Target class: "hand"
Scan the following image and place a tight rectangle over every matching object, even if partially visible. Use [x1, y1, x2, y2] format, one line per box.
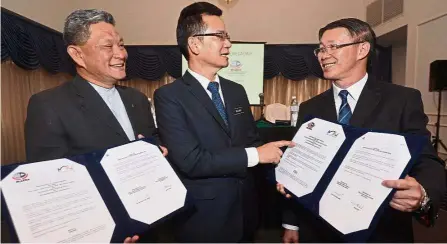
[159, 145, 168, 157]
[283, 229, 299, 243]
[257, 141, 295, 164]
[137, 134, 168, 157]
[276, 183, 292, 198]
[382, 175, 424, 212]
[124, 235, 139, 243]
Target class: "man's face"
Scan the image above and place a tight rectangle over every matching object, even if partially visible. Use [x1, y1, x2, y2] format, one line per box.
[78, 22, 127, 84]
[191, 15, 232, 69]
[317, 27, 363, 80]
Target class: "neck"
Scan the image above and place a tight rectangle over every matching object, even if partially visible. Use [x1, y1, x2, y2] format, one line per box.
[188, 59, 220, 81]
[333, 66, 367, 89]
[77, 68, 115, 88]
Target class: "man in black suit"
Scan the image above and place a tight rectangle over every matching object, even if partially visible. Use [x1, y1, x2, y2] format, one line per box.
[279, 18, 446, 243]
[154, 2, 293, 242]
[25, 9, 166, 163]
[24, 10, 166, 243]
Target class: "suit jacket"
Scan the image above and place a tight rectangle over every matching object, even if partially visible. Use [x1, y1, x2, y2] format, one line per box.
[283, 77, 446, 242]
[25, 75, 158, 162]
[154, 71, 262, 242]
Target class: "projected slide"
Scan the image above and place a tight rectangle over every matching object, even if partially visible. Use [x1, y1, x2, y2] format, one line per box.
[182, 43, 264, 104]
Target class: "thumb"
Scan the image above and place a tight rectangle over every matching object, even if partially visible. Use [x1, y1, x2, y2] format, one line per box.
[137, 134, 145, 139]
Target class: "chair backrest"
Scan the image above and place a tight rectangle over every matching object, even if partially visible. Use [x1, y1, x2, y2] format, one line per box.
[264, 103, 290, 123]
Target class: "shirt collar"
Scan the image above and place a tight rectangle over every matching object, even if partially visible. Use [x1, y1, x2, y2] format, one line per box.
[188, 69, 220, 90]
[332, 73, 368, 101]
[88, 82, 116, 97]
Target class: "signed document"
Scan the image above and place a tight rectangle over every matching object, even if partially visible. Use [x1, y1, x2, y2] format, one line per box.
[276, 118, 346, 197]
[100, 140, 187, 225]
[1, 159, 115, 243]
[319, 132, 411, 234]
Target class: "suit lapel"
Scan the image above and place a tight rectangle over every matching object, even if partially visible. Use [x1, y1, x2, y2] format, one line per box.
[183, 72, 231, 137]
[220, 77, 238, 135]
[117, 86, 138, 138]
[72, 76, 128, 141]
[350, 77, 382, 127]
[318, 89, 338, 122]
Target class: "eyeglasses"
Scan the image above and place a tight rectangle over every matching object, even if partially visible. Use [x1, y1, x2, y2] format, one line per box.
[314, 41, 365, 57]
[193, 32, 231, 42]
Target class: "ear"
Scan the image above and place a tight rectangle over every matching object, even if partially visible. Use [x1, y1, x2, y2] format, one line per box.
[187, 37, 201, 56]
[67, 45, 87, 68]
[357, 42, 371, 61]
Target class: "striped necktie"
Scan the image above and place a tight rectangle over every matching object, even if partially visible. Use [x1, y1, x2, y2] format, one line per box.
[338, 90, 352, 125]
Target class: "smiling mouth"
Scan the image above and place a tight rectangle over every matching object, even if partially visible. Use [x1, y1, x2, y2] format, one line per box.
[110, 63, 125, 68]
[322, 62, 336, 69]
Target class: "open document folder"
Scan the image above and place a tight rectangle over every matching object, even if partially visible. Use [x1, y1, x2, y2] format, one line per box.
[275, 117, 427, 242]
[1, 138, 187, 243]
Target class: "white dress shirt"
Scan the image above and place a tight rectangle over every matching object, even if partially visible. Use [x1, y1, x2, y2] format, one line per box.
[332, 73, 368, 117]
[282, 73, 369, 231]
[188, 69, 259, 167]
[89, 82, 135, 141]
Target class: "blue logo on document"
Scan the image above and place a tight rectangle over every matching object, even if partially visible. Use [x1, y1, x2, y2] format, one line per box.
[12, 172, 29, 183]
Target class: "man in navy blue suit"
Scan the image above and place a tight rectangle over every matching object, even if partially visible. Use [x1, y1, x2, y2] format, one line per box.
[154, 2, 294, 242]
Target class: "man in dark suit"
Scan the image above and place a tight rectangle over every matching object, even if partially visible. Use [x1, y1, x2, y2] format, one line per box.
[25, 9, 166, 163]
[279, 18, 446, 243]
[24, 9, 166, 243]
[154, 2, 294, 242]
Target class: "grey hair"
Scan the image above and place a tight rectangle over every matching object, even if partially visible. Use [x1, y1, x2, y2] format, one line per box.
[63, 9, 115, 46]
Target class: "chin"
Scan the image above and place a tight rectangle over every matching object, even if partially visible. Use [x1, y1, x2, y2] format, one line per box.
[323, 70, 339, 80]
[111, 71, 126, 80]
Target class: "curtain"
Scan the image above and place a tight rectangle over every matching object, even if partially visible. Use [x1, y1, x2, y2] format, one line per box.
[1, 60, 72, 165]
[250, 75, 331, 120]
[1, 61, 330, 165]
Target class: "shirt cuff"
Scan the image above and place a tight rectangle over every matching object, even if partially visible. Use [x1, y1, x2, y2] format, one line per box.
[246, 147, 259, 167]
[282, 224, 299, 231]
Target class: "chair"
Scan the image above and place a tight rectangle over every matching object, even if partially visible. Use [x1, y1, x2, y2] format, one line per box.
[264, 103, 290, 123]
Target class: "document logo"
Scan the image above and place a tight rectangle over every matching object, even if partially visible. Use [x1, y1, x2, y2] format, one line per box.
[58, 165, 74, 173]
[12, 172, 29, 183]
[306, 122, 315, 130]
[326, 130, 339, 138]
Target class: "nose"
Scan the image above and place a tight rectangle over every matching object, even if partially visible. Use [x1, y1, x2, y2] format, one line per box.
[319, 51, 330, 62]
[224, 38, 232, 48]
[113, 45, 128, 60]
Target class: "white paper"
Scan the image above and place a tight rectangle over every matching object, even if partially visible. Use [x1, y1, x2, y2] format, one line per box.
[1, 159, 115, 243]
[319, 132, 411, 234]
[100, 140, 187, 225]
[276, 118, 346, 197]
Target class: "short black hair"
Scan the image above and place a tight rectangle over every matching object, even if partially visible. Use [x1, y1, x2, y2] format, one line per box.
[318, 18, 376, 58]
[176, 2, 222, 60]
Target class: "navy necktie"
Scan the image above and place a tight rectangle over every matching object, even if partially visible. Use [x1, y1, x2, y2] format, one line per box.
[207, 82, 228, 126]
[338, 90, 352, 125]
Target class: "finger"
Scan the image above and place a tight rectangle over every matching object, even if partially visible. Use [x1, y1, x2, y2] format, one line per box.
[132, 235, 139, 242]
[382, 179, 412, 190]
[160, 146, 168, 156]
[286, 194, 292, 199]
[124, 237, 131, 243]
[273, 140, 294, 148]
[389, 200, 412, 212]
[137, 134, 145, 139]
[393, 198, 419, 210]
[392, 189, 421, 200]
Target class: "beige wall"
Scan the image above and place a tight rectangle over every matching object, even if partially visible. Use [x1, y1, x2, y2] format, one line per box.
[364, 0, 447, 156]
[391, 44, 407, 87]
[2, 0, 365, 44]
